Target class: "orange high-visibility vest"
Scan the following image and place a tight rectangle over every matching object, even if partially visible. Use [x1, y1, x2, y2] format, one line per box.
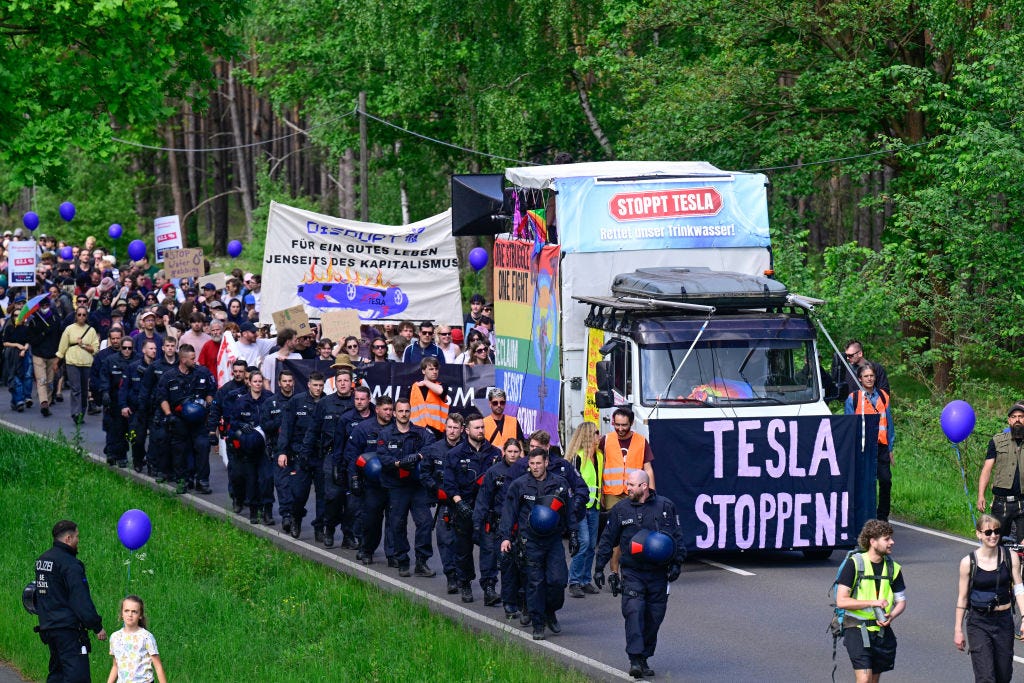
[602, 432, 647, 496]
[853, 389, 890, 446]
[410, 384, 448, 433]
[483, 414, 519, 445]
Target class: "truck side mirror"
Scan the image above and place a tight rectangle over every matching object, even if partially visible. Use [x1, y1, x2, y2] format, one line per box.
[595, 390, 614, 409]
[595, 360, 612, 392]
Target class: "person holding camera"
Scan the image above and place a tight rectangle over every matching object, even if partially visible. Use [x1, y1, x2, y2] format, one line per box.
[954, 514, 1024, 683]
[33, 520, 107, 682]
[595, 469, 684, 679]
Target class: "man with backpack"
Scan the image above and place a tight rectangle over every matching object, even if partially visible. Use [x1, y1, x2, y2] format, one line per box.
[834, 519, 907, 683]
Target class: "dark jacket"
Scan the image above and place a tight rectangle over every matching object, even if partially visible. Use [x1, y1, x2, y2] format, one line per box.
[299, 392, 355, 463]
[499, 471, 576, 541]
[595, 490, 686, 571]
[509, 453, 590, 519]
[34, 540, 103, 634]
[26, 308, 62, 359]
[443, 439, 501, 503]
[376, 422, 434, 488]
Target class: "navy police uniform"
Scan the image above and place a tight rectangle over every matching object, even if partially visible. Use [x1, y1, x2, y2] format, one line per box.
[225, 389, 273, 522]
[96, 350, 132, 466]
[377, 421, 434, 571]
[299, 391, 354, 546]
[141, 355, 176, 480]
[475, 456, 520, 610]
[420, 435, 463, 588]
[324, 406, 373, 548]
[345, 415, 394, 563]
[119, 356, 153, 472]
[443, 439, 501, 594]
[277, 391, 323, 538]
[260, 389, 294, 524]
[154, 363, 215, 491]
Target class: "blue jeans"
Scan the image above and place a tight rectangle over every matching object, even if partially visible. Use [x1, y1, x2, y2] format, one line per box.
[569, 507, 600, 586]
[8, 351, 33, 406]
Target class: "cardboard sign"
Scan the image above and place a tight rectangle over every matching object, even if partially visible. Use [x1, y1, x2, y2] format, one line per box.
[319, 309, 361, 344]
[198, 272, 227, 291]
[163, 248, 205, 280]
[272, 305, 310, 334]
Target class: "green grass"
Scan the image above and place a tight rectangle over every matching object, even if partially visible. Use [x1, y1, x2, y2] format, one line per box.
[0, 430, 587, 683]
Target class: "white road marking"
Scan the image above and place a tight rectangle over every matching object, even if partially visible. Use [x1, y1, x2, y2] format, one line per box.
[699, 558, 755, 576]
[891, 520, 975, 546]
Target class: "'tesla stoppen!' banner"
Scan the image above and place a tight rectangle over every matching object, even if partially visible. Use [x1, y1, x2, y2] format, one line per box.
[650, 415, 876, 552]
[261, 201, 462, 324]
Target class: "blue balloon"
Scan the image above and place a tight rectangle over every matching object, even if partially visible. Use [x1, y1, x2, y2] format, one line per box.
[941, 400, 976, 443]
[108, 223, 123, 239]
[529, 504, 560, 535]
[469, 247, 488, 271]
[59, 202, 75, 222]
[127, 239, 147, 261]
[227, 240, 243, 258]
[117, 509, 152, 551]
[22, 211, 39, 231]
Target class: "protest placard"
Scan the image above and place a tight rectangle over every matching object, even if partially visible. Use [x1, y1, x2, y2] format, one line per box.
[319, 310, 361, 343]
[272, 305, 310, 334]
[163, 248, 205, 280]
[198, 272, 227, 291]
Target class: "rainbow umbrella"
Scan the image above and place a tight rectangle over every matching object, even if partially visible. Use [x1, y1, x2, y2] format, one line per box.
[15, 293, 50, 326]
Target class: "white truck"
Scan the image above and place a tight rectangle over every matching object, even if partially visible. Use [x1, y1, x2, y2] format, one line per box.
[455, 161, 875, 556]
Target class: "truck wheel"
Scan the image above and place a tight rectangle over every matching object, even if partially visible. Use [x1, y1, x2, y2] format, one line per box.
[802, 549, 833, 561]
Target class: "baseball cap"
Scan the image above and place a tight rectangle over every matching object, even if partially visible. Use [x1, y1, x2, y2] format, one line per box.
[243, 294, 256, 305]
[139, 310, 157, 320]
[202, 283, 217, 291]
[239, 322, 258, 334]
[207, 299, 224, 310]
[1009, 402, 1024, 417]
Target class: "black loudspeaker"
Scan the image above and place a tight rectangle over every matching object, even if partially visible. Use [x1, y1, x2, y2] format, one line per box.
[451, 174, 510, 236]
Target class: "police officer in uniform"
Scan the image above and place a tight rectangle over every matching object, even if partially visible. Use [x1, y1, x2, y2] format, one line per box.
[97, 334, 135, 467]
[376, 397, 435, 576]
[346, 396, 395, 565]
[33, 520, 107, 682]
[475, 438, 524, 614]
[142, 337, 178, 482]
[276, 371, 326, 541]
[595, 469, 685, 678]
[225, 368, 273, 524]
[327, 386, 373, 549]
[155, 344, 215, 494]
[500, 448, 577, 640]
[444, 413, 501, 603]
[420, 413, 465, 594]
[261, 369, 296, 528]
[300, 367, 354, 548]
[209, 360, 249, 511]
[120, 338, 157, 473]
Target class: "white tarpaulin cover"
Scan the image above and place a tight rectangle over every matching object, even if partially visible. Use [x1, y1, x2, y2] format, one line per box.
[260, 201, 462, 325]
[505, 161, 733, 189]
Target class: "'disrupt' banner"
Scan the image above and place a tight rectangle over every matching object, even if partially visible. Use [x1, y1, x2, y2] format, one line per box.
[492, 238, 561, 444]
[261, 202, 462, 325]
[650, 415, 877, 553]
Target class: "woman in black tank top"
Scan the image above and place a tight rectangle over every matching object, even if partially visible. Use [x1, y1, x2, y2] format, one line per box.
[954, 514, 1024, 682]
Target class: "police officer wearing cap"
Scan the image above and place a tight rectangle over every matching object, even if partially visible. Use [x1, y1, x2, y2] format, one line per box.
[377, 397, 435, 577]
[224, 368, 273, 524]
[141, 337, 177, 482]
[276, 371, 326, 541]
[155, 344, 215, 494]
[500, 448, 576, 640]
[97, 333, 136, 467]
[120, 338, 157, 473]
[978, 401, 1024, 541]
[325, 385, 374, 549]
[33, 520, 107, 681]
[346, 395, 395, 565]
[444, 412, 501, 603]
[420, 412, 465, 594]
[300, 363, 354, 548]
[595, 469, 685, 678]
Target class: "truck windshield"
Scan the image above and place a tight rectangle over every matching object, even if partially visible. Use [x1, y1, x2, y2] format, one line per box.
[640, 339, 819, 406]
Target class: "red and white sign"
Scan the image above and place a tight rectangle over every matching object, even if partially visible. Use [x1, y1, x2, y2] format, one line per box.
[13, 258, 33, 266]
[153, 215, 183, 263]
[608, 187, 723, 221]
[8, 240, 36, 286]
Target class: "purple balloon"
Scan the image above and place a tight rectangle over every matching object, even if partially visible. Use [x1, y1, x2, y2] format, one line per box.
[108, 223, 123, 239]
[941, 400, 976, 443]
[116, 509, 152, 551]
[227, 240, 243, 258]
[468, 247, 488, 272]
[22, 211, 39, 231]
[127, 239, 147, 261]
[58, 202, 75, 222]
[59, 246, 73, 260]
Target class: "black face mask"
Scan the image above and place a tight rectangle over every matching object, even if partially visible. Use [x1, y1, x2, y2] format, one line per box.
[1012, 424, 1024, 441]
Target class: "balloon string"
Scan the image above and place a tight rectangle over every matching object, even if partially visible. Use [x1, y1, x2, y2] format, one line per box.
[125, 549, 133, 596]
[953, 443, 977, 527]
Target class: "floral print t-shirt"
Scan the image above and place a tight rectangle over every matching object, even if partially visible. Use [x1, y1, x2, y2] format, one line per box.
[109, 627, 160, 683]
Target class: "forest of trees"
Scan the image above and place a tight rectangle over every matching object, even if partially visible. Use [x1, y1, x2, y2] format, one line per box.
[3, 0, 1024, 393]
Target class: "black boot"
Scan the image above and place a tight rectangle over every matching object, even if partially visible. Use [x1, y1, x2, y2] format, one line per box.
[314, 527, 325, 545]
[414, 563, 436, 577]
[629, 658, 643, 679]
[483, 582, 500, 606]
[261, 508, 275, 526]
[249, 508, 260, 524]
[460, 582, 474, 603]
[640, 657, 655, 677]
[323, 528, 335, 548]
[446, 573, 459, 594]
[232, 499, 243, 514]
[281, 516, 292, 534]
[290, 518, 302, 539]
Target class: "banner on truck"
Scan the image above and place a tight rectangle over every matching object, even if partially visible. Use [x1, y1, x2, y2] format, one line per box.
[650, 415, 877, 553]
[261, 202, 462, 325]
[493, 238, 561, 444]
[554, 174, 770, 253]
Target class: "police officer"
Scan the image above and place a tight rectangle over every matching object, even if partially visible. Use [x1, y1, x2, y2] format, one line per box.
[261, 369, 296, 528]
[420, 413, 465, 594]
[210, 360, 250, 512]
[155, 344, 215, 494]
[346, 395, 395, 565]
[120, 338, 157, 473]
[300, 366, 354, 548]
[443, 413, 501, 603]
[276, 371, 326, 541]
[225, 368, 273, 524]
[475, 438, 524, 614]
[142, 337, 178, 483]
[377, 397, 435, 577]
[595, 469, 685, 678]
[97, 334, 135, 467]
[326, 386, 373, 550]
[500, 448, 577, 640]
[33, 520, 107, 681]
[88, 326, 122, 416]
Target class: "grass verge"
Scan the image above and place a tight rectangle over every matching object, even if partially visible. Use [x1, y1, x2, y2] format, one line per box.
[0, 429, 587, 682]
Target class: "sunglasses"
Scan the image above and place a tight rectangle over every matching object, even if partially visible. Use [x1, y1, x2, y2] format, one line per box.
[372, 344, 386, 350]
[475, 347, 489, 353]
[346, 343, 359, 348]
[490, 400, 505, 406]
[982, 528, 1002, 537]
[121, 345, 134, 350]
[438, 332, 451, 336]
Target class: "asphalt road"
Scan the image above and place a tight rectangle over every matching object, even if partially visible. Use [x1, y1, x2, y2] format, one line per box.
[3, 396, 1018, 681]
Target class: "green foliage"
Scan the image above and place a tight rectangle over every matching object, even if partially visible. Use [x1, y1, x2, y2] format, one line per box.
[0, 430, 586, 682]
